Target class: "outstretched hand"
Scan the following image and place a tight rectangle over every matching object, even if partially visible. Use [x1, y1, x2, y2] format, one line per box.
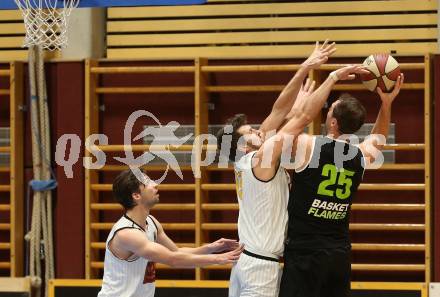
[208, 238, 240, 253]
[215, 244, 244, 265]
[302, 39, 337, 70]
[377, 73, 404, 106]
[331, 64, 369, 81]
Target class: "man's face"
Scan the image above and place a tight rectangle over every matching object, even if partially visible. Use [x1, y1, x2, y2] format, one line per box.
[237, 124, 264, 150]
[325, 100, 340, 132]
[137, 174, 159, 208]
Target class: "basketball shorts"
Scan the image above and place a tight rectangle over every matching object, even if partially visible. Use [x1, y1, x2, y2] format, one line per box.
[229, 250, 283, 297]
[278, 247, 351, 297]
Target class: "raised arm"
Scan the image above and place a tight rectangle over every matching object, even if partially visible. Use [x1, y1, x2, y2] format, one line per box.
[288, 65, 368, 124]
[253, 65, 369, 180]
[284, 78, 316, 121]
[370, 74, 404, 139]
[360, 73, 403, 160]
[115, 228, 243, 268]
[259, 40, 336, 134]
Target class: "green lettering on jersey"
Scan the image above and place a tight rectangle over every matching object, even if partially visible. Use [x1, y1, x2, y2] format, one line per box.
[317, 164, 355, 200]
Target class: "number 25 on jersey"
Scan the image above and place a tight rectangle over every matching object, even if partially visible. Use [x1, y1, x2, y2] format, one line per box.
[317, 164, 355, 200]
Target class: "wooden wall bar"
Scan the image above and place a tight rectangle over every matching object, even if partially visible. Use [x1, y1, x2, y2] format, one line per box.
[84, 56, 432, 282]
[107, 0, 438, 59]
[0, 0, 437, 60]
[0, 62, 24, 277]
[433, 54, 440, 282]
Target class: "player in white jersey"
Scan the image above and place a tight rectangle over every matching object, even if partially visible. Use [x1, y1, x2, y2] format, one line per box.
[216, 41, 369, 297]
[97, 169, 244, 297]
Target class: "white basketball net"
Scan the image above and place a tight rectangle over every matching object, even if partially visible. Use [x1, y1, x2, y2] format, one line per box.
[14, 0, 80, 50]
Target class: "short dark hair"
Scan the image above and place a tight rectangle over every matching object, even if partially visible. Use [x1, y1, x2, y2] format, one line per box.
[216, 114, 247, 162]
[112, 169, 146, 210]
[333, 94, 366, 134]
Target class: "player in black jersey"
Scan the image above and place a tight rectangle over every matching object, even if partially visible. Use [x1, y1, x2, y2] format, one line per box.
[278, 69, 404, 297]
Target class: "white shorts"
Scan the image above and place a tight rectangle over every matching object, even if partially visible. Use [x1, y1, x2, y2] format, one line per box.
[229, 252, 283, 297]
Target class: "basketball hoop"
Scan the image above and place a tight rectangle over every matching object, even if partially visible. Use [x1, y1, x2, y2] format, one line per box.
[14, 0, 80, 50]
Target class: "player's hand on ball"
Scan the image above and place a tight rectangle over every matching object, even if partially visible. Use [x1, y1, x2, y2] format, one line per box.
[377, 73, 404, 106]
[209, 238, 240, 253]
[215, 244, 244, 264]
[331, 65, 369, 81]
[302, 39, 337, 70]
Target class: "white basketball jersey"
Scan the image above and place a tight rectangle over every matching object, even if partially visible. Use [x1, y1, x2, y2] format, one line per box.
[234, 151, 290, 258]
[97, 215, 158, 297]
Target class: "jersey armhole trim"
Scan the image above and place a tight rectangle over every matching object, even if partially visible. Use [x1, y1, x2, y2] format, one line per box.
[251, 151, 281, 183]
[148, 215, 159, 231]
[107, 226, 142, 262]
[356, 144, 367, 179]
[295, 136, 316, 173]
[148, 215, 159, 242]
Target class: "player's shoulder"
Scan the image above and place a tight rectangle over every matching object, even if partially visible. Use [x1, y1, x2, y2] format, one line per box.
[113, 227, 145, 245]
[234, 151, 255, 170]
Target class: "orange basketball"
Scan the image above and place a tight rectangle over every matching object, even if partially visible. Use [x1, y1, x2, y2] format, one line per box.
[360, 54, 401, 92]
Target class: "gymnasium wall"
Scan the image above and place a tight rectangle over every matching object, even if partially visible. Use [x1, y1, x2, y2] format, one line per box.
[0, 0, 437, 284]
[84, 57, 429, 282]
[0, 62, 85, 278]
[0, 65, 11, 276]
[106, 0, 438, 59]
[0, 55, 435, 280]
[0, 0, 438, 60]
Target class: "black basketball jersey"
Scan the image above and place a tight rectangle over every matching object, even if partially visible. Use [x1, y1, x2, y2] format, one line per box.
[286, 136, 365, 249]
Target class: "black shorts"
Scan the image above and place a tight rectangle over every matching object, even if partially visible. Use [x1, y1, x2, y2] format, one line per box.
[279, 247, 351, 297]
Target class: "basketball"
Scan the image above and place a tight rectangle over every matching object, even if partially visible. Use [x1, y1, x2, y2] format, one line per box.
[360, 54, 401, 92]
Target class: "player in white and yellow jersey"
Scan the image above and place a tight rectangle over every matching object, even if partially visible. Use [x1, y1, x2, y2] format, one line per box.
[216, 41, 369, 297]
